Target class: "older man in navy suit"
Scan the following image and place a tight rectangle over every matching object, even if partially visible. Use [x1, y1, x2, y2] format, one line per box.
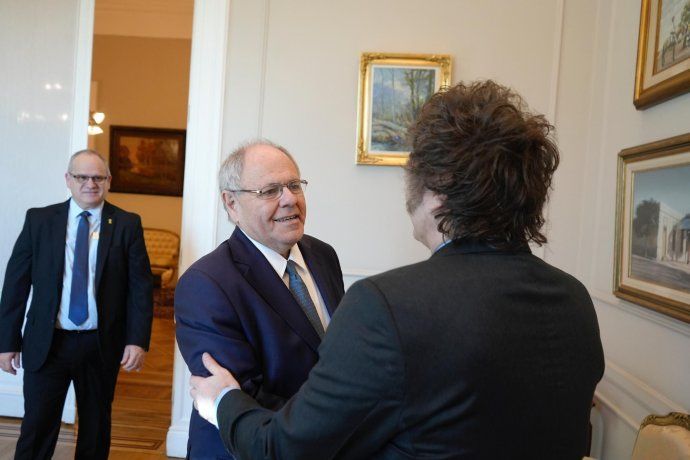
[174, 139, 344, 459]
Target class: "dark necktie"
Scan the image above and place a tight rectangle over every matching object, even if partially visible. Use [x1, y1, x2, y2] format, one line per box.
[285, 260, 324, 338]
[69, 211, 91, 326]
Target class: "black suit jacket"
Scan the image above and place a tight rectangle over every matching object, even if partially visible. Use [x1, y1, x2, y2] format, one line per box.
[217, 240, 605, 460]
[0, 200, 153, 371]
[175, 227, 344, 459]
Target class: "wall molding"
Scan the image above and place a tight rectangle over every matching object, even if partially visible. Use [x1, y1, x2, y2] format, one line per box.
[595, 358, 687, 432]
[590, 288, 690, 338]
[540, 0, 565, 262]
[69, 0, 94, 158]
[256, 0, 270, 136]
[168, 0, 230, 456]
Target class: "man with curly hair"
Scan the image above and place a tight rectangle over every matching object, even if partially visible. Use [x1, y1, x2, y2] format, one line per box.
[189, 80, 605, 460]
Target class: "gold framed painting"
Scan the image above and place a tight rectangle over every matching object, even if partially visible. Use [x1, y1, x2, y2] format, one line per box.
[356, 52, 451, 166]
[634, 0, 690, 109]
[109, 125, 186, 196]
[614, 133, 690, 323]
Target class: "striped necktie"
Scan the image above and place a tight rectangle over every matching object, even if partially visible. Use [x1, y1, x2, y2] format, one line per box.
[285, 260, 324, 338]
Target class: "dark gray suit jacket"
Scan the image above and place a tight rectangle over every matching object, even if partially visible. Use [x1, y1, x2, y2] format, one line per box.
[217, 240, 605, 460]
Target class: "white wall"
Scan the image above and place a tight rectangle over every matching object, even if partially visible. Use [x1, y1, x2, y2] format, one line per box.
[550, 1, 690, 459]
[218, 0, 562, 274]
[0, 0, 91, 423]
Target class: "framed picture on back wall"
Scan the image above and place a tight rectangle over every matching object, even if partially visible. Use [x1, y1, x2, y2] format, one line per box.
[109, 125, 186, 196]
[355, 52, 451, 166]
[634, 0, 690, 109]
[613, 133, 690, 323]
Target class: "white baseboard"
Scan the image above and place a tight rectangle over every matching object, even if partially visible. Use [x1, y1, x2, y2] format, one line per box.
[0, 382, 76, 424]
[0, 384, 24, 418]
[166, 421, 189, 458]
[595, 358, 686, 431]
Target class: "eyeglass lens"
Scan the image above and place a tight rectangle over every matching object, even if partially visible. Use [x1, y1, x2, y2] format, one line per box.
[71, 174, 108, 184]
[259, 180, 305, 199]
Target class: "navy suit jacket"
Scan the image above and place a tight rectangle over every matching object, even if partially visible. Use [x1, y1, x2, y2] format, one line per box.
[175, 227, 344, 459]
[0, 200, 153, 370]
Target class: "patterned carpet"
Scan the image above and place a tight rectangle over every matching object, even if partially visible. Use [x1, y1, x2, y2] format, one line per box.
[153, 287, 174, 319]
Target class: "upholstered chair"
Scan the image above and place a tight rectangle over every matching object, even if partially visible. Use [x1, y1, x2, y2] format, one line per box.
[143, 228, 180, 288]
[631, 412, 690, 460]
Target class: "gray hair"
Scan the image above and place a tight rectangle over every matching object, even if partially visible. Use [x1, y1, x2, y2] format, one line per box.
[67, 149, 111, 176]
[218, 138, 299, 193]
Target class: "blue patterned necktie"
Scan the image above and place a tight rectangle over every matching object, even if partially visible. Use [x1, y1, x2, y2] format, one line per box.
[285, 260, 324, 338]
[69, 211, 91, 326]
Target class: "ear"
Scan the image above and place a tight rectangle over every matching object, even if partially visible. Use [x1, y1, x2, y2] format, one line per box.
[427, 191, 446, 214]
[65, 172, 71, 186]
[221, 190, 239, 221]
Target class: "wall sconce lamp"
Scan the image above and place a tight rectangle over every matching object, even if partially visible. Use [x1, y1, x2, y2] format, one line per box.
[88, 111, 105, 135]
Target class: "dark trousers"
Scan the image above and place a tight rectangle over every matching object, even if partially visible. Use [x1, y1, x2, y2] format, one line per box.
[14, 329, 120, 460]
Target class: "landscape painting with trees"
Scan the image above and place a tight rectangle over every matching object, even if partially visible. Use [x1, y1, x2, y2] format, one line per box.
[356, 53, 451, 166]
[109, 126, 186, 196]
[370, 66, 436, 152]
[655, 0, 690, 72]
[634, 0, 690, 108]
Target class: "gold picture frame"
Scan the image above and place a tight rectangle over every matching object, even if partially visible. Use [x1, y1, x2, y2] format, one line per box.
[110, 125, 186, 196]
[356, 52, 451, 166]
[634, 0, 690, 109]
[613, 133, 690, 323]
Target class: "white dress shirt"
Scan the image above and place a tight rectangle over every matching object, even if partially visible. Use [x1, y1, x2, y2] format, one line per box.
[240, 229, 331, 329]
[56, 199, 103, 330]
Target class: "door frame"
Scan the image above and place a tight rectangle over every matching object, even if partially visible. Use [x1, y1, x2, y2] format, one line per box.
[72, 0, 229, 455]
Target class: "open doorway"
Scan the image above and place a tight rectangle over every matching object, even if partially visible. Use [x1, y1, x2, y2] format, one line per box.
[0, 0, 227, 457]
[88, 1, 193, 457]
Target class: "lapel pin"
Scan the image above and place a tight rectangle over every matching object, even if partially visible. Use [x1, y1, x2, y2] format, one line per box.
[108, 218, 112, 225]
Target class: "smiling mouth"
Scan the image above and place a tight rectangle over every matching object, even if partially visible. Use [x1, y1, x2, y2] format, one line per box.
[274, 215, 299, 223]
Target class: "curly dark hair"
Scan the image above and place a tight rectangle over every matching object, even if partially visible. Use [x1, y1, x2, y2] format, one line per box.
[406, 80, 559, 249]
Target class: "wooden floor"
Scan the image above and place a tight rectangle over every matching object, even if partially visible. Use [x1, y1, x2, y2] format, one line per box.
[0, 317, 177, 459]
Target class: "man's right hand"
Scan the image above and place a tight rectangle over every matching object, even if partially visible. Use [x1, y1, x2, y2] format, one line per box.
[0, 352, 21, 375]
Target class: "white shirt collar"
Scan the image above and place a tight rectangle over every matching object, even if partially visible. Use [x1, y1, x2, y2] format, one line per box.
[240, 228, 306, 277]
[69, 198, 104, 221]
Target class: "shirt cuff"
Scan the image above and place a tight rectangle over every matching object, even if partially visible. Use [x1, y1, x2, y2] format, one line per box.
[213, 386, 237, 428]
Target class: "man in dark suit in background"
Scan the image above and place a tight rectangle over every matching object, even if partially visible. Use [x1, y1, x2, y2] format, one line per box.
[175, 140, 344, 459]
[190, 81, 605, 460]
[0, 149, 153, 459]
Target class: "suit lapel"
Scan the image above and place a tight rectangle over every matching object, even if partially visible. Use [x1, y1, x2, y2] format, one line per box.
[228, 228, 321, 353]
[50, 200, 70, 285]
[299, 239, 338, 316]
[95, 202, 115, 291]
